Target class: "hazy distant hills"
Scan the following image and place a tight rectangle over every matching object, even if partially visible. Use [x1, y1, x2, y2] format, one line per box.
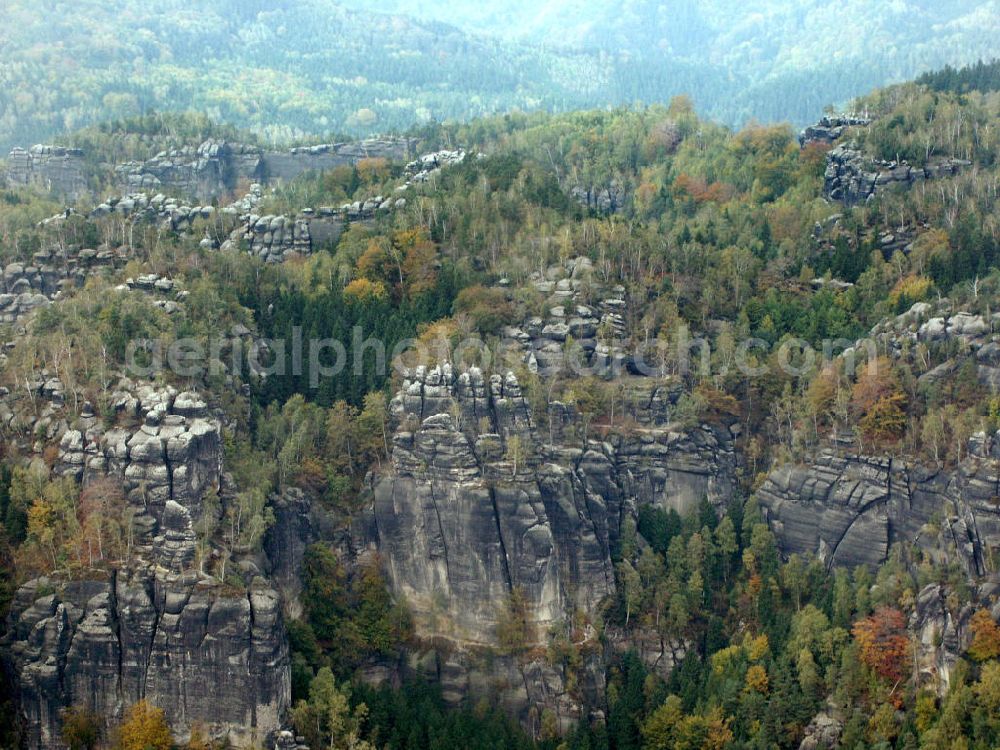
[354, 0, 999, 59]
[0, 0, 998, 151]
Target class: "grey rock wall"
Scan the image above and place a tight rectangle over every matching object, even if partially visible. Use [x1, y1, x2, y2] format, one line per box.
[5, 146, 88, 201]
[113, 138, 416, 203]
[823, 143, 970, 205]
[4, 383, 290, 749]
[758, 441, 1000, 574]
[4, 570, 289, 749]
[373, 362, 739, 643]
[369, 362, 738, 722]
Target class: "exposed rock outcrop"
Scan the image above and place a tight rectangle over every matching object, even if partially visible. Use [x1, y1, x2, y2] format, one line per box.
[758, 439, 1000, 573]
[56, 384, 222, 532]
[909, 583, 979, 694]
[4, 382, 290, 749]
[5, 146, 88, 201]
[798, 708, 844, 750]
[115, 138, 416, 203]
[373, 364, 616, 646]
[0, 246, 125, 324]
[571, 183, 627, 213]
[262, 138, 416, 184]
[367, 362, 737, 724]
[229, 211, 344, 262]
[116, 140, 261, 204]
[823, 142, 970, 205]
[799, 115, 870, 146]
[4, 571, 289, 749]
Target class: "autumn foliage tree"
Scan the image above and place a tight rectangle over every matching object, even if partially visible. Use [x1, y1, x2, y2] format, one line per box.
[61, 706, 100, 750]
[853, 606, 910, 685]
[113, 700, 172, 750]
[496, 587, 533, 654]
[851, 357, 908, 447]
[968, 608, 1000, 662]
[355, 228, 438, 300]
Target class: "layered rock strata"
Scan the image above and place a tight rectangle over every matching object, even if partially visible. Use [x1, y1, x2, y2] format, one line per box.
[367, 362, 738, 725]
[4, 384, 290, 749]
[758, 440, 1000, 574]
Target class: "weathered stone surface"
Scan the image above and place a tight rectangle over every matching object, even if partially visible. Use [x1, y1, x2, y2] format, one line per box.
[264, 138, 416, 184]
[115, 138, 415, 203]
[4, 572, 289, 749]
[5, 145, 87, 200]
[759, 438, 1000, 573]
[798, 708, 844, 750]
[264, 488, 313, 618]
[0, 245, 127, 324]
[799, 114, 871, 146]
[910, 583, 977, 695]
[571, 183, 627, 213]
[822, 141, 970, 205]
[368, 361, 737, 721]
[229, 212, 343, 262]
[54, 383, 223, 534]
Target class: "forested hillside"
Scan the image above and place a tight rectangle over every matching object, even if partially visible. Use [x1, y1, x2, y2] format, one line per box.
[2, 67, 1000, 750]
[1, 0, 999, 150]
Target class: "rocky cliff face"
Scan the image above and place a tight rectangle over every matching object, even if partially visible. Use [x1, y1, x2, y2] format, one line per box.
[758, 439, 1000, 575]
[5, 564, 289, 748]
[115, 140, 261, 204]
[761, 299, 1000, 573]
[55, 385, 223, 531]
[373, 364, 616, 646]
[570, 183, 627, 214]
[799, 114, 871, 146]
[797, 116, 972, 206]
[366, 362, 737, 724]
[6, 138, 416, 204]
[822, 142, 970, 205]
[5, 146, 88, 201]
[3, 384, 291, 749]
[0, 245, 127, 324]
[112, 138, 415, 203]
[262, 139, 416, 183]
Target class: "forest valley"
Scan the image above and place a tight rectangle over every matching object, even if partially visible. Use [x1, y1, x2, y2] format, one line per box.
[1, 60, 1000, 750]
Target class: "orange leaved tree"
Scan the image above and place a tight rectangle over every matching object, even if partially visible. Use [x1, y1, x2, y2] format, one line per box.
[852, 606, 910, 685]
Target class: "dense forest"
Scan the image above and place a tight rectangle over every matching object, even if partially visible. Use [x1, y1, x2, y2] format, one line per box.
[917, 59, 1000, 94]
[2, 58, 1000, 750]
[2, 1, 1000, 150]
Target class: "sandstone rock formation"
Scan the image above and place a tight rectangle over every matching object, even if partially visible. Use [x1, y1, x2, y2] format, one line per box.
[0, 246, 125, 324]
[5, 146, 88, 201]
[796, 115, 972, 205]
[798, 708, 844, 750]
[758, 440, 1000, 574]
[799, 114, 870, 146]
[114, 138, 416, 203]
[116, 140, 261, 204]
[56, 384, 222, 531]
[367, 361, 737, 724]
[4, 571, 289, 749]
[4, 383, 290, 749]
[262, 138, 416, 184]
[571, 183, 627, 213]
[374, 364, 616, 645]
[230, 211, 344, 262]
[823, 142, 970, 205]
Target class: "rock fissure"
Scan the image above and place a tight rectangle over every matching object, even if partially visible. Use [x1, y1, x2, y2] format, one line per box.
[109, 569, 125, 703]
[487, 482, 515, 593]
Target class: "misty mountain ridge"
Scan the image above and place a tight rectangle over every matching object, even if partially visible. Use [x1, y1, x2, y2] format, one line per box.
[0, 1, 998, 156]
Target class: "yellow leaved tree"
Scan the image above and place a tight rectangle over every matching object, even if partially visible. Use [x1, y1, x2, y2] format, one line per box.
[114, 700, 172, 750]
